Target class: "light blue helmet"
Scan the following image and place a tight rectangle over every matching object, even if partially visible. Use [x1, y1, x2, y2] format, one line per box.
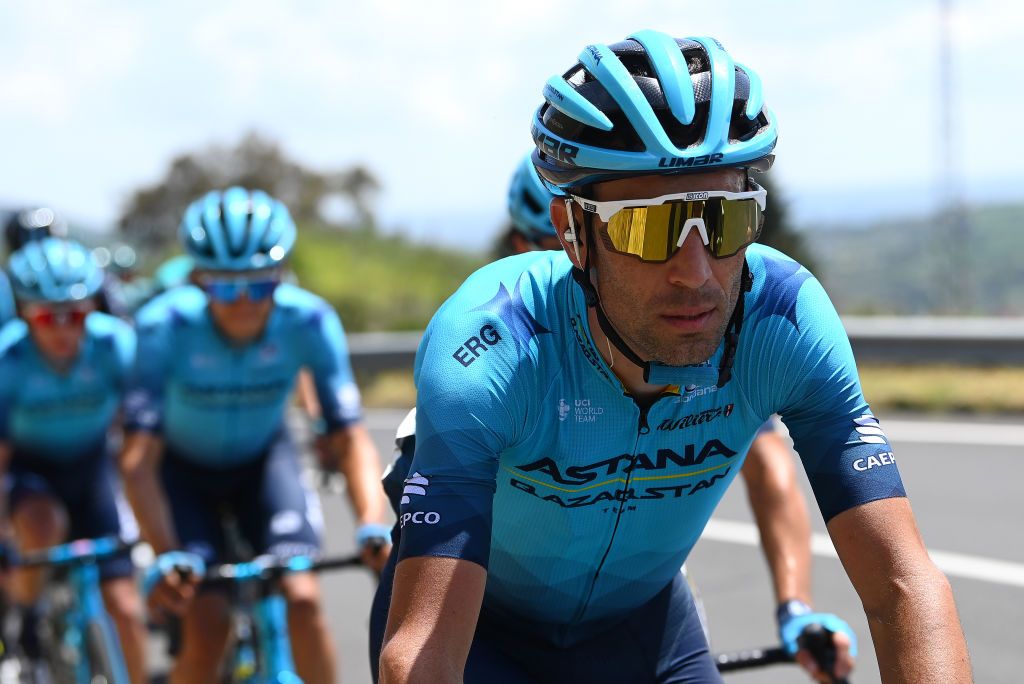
[531, 31, 777, 189]
[179, 187, 296, 271]
[7, 237, 104, 303]
[507, 154, 561, 242]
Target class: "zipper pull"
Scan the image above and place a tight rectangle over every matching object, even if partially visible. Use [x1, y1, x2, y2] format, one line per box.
[638, 405, 651, 435]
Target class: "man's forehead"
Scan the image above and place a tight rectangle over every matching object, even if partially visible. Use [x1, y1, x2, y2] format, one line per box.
[592, 168, 747, 200]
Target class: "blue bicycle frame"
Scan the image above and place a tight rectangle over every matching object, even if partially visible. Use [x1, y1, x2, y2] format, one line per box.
[14, 535, 132, 684]
[202, 554, 361, 684]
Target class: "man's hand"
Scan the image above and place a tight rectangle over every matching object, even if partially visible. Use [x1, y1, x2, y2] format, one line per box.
[778, 600, 857, 682]
[356, 522, 392, 573]
[142, 551, 205, 620]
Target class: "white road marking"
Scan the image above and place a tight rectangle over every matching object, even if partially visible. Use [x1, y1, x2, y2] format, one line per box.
[704, 519, 1024, 588]
[882, 419, 1024, 447]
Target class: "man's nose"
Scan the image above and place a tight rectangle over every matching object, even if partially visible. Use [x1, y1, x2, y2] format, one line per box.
[665, 228, 713, 289]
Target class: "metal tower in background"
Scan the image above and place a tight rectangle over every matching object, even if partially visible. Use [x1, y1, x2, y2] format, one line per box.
[936, 0, 972, 313]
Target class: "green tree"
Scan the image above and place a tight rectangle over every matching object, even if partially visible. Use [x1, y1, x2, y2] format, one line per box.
[756, 172, 818, 273]
[118, 132, 381, 253]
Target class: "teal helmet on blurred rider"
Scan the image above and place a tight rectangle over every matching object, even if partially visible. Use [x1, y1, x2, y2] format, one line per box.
[179, 187, 296, 271]
[7, 238, 104, 303]
[531, 31, 777, 190]
[507, 154, 561, 244]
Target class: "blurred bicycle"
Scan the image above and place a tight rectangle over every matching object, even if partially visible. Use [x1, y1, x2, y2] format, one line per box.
[1, 535, 134, 684]
[150, 551, 375, 684]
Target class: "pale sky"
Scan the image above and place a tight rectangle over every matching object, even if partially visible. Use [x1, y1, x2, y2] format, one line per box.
[1, 0, 1021, 249]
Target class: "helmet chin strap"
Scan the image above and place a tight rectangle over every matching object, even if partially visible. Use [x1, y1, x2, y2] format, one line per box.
[566, 208, 751, 389]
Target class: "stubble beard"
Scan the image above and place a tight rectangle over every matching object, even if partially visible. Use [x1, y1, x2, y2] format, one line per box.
[597, 262, 744, 367]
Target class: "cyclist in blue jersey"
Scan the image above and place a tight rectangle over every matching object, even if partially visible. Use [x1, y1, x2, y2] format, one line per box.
[0, 238, 148, 683]
[377, 33, 971, 683]
[374, 160, 856, 681]
[121, 187, 390, 684]
[0, 269, 12, 327]
[453, 151, 857, 676]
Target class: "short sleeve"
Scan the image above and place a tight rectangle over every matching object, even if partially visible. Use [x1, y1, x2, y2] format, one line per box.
[123, 309, 171, 433]
[396, 291, 529, 570]
[301, 306, 363, 431]
[742, 252, 906, 522]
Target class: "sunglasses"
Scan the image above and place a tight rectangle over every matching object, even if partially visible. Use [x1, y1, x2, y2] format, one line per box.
[24, 305, 91, 328]
[569, 182, 766, 263]
[199, 277, 280, 303]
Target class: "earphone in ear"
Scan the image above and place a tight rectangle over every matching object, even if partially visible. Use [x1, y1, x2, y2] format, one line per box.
[563, 197, 584, 264]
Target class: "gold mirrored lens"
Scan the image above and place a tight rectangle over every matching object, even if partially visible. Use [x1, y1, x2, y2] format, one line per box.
[604, 199, 760, 261]
[606, 204, 679, 262]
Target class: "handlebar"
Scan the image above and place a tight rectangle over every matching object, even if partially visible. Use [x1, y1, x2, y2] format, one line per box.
[715, 645, 790, 671]
[179, 553, 365, 588]
[715, 624, 849, 683]
[1, 535, 136, 569]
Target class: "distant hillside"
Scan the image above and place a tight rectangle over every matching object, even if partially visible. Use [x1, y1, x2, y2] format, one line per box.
[804, 202, 1024, 315]
[290, 225, 486, 332]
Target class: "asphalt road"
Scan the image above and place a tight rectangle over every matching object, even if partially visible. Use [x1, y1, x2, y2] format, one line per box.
[175, 409, 1024, 683]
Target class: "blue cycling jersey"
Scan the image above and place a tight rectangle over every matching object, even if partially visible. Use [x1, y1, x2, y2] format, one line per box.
[0, 313, 135, 459]
[0, 272, 14, 327]
[125, 283, 362, 466]
[398, 244, 906, 642]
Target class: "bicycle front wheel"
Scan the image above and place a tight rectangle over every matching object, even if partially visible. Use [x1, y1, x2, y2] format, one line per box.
[84, 621, 121, 684]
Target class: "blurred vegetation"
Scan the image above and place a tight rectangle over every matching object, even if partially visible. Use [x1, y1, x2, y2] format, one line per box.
[757, 171, 817, 272]
[859, 364, 1024, 415]
[114, 131, 486, 331]
[118, 131, 380, 253]
[809, 201, 1024, 315]
[290, 224, 485, 332]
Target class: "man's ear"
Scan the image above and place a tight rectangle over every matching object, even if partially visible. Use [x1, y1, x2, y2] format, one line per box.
[551, 198, 585, 269]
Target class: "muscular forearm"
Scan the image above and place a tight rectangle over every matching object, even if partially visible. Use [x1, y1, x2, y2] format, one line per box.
[379, 641, 463, 684]
[124, 472, 178, 553]
[330, 425, 386, 524]
[866, 567, 972, 682]
[742, 436, 812, 604]
[119, 435, 178, 553]
[380, 557, 485, 684]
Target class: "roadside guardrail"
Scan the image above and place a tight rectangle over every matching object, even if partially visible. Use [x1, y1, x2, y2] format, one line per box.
[347, 317, 1024, 373]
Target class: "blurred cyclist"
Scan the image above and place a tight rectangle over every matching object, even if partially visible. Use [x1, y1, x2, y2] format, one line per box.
[1, 208, 69, 327]
[496, 156, 564, 256]
[121, 187, 390, 684]
[378, 32, 970, 683]
[511, 151, 852, 667]
[0, 238, 147, 683]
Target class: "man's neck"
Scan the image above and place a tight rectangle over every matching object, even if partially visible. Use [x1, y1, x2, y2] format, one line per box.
[586, 306, 670, 403]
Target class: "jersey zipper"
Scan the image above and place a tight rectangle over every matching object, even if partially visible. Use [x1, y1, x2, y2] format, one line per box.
[570, 400, 652, 624]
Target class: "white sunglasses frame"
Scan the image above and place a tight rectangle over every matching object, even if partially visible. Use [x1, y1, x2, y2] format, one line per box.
[569, 181, 767, 223]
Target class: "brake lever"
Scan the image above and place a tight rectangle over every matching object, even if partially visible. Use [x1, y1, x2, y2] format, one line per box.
[797, 623, 850, 684]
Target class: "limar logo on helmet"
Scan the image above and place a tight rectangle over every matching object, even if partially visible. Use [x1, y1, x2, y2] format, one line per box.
[531, 125, 579, 165]
[658, 153, 724, 169]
